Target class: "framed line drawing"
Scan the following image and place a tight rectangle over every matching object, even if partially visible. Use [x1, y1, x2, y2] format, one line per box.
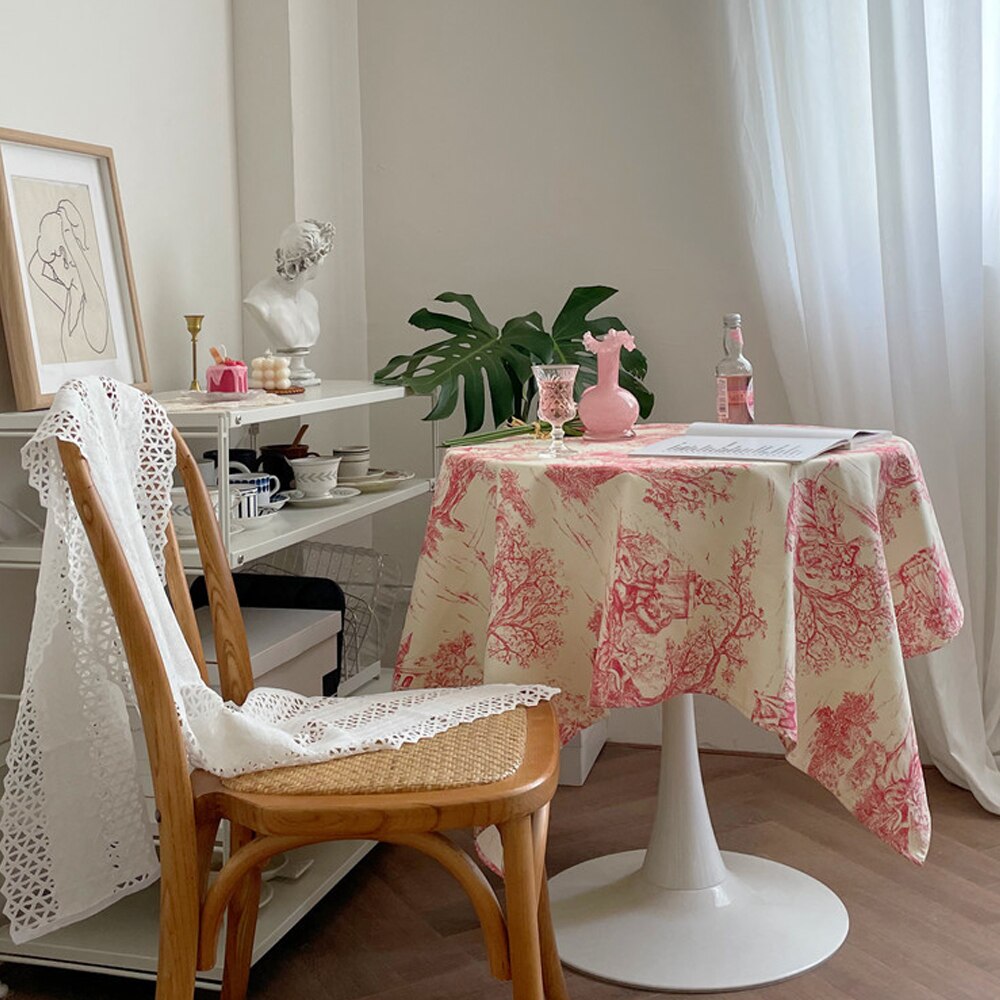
[0, 128, 149, 410]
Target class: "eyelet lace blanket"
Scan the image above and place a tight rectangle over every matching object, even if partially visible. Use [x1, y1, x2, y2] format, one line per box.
[0, 377, 557, 944]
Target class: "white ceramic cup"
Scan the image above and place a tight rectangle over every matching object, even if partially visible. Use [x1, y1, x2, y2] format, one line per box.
[233, 486, 259, 518]
[170, 487, 240, 537]
[288, 455, 342, 497]
[197, 459, 217, 487]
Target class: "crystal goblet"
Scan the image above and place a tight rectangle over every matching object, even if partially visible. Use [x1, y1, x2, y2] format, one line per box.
[532, 364, 579, 459]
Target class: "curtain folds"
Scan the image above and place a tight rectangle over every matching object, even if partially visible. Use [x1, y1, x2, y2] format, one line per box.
[724, 0, 1000, 810]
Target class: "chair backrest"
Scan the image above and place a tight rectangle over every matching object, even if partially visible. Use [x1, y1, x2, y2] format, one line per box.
[57, 427, 255, 839]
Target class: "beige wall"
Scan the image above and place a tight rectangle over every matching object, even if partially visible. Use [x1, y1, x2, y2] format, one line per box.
[359, 0, 791, 560]
[0, 0, 242, 722]
[0, 1, 786, 752]
[235, 0, 369, 387]
[0, 0, 242, 401]
[358, 0, 788, 750]
[233, 0, 373, 547]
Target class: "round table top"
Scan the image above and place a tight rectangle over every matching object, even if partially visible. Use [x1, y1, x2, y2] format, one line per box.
[396, 423, 963, 863]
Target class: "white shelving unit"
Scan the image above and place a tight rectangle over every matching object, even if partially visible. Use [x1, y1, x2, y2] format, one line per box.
[0, 381, 434, 989]
[0, 840, 377, 990]
[0, 476, 432, 571]
[0, 381, 433, 571]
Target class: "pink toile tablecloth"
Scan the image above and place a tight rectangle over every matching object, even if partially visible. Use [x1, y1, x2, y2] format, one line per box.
[394, 424, 963, 863]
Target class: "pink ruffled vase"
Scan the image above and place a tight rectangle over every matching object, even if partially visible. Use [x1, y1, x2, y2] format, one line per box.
[578, 329, 640, 440]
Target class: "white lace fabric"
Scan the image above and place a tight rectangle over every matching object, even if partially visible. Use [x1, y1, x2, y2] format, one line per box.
[0, 378, 556, 944]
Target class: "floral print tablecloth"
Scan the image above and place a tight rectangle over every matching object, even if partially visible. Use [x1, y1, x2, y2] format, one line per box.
[394, 425, 963, 863]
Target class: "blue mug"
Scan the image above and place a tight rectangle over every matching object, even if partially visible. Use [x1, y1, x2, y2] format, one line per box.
[230, 469, 281, 507]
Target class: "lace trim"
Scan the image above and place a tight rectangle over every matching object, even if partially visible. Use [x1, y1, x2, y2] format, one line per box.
[181, 684, 558, 777]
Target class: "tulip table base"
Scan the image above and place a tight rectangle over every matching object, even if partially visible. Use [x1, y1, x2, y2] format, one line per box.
[548, 849, 849, 992]
[548, 695, 849, 992]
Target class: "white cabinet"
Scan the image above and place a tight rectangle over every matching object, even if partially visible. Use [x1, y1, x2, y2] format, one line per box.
[0, 381, 432, 989]
[198, 606, 342, 696]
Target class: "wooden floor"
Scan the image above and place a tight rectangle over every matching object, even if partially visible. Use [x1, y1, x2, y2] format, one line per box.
[5, 744, 1000, 1000]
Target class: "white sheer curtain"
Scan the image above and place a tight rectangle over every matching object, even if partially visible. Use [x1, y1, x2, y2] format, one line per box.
[724, 0, 1000, 810]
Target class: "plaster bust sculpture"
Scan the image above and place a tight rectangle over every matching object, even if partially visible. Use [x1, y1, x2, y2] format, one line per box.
[243, 219, 335, 386]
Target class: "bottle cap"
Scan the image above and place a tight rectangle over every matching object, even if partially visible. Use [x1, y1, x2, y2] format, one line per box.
[723, 313, 742, 329]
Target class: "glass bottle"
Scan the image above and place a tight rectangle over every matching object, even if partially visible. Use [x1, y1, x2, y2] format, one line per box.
[715, 313, 754, 424]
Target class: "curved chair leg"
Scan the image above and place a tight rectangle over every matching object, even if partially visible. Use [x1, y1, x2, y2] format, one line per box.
[529, 805, 568, 1000]
[501, 815, 545, 1000]
[386, 832, 511, 981]
[537, 878, 570, 1000]
[220, 824, 263, 1000]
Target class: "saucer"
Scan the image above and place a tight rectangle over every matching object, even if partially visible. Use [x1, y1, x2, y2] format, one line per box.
[183, 390, 254, 402]
[337, 469, 386, 485]
[285, 487, 362, 508]
[348, 470, 416, 493]
[262, 852, 290, 881]
[233, 509, 280, 531]
[174, 523, 244, 544]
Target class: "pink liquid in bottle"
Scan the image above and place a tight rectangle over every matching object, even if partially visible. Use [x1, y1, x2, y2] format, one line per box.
[715, 313, 754, 424]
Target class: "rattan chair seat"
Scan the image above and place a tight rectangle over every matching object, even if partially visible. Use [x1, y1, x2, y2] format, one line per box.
[221, 708, 527, 796]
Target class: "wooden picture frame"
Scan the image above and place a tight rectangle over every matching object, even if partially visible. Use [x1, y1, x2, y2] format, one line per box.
[0, 128, 149, 410]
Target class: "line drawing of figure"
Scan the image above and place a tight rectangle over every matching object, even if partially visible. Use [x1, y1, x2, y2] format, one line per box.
[26, 198, 110, 362]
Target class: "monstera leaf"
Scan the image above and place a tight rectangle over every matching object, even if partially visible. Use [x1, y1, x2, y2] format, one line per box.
[502, 286, 654, 418]
[373, 286, 655, 434]
[373, 292, 550, 433]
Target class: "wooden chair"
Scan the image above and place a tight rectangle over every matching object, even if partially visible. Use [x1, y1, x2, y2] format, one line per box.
[57, 428, 568, 1000]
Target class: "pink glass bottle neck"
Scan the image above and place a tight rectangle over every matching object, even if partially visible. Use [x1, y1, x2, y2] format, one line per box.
[597, 347, 621, 383]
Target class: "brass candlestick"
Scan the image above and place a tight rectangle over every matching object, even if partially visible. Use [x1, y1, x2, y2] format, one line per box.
[185, 314, 204, 391]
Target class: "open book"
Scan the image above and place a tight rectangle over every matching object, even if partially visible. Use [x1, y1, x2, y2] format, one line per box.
[635, 422, 892, 463]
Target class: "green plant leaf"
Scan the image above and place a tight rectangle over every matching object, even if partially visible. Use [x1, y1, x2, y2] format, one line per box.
[501, 311, 549, 418]
[373, 292, 551, 433]
[548, 286, 655, 418]
[552, 286, 620, 344]
[372, 285, 657, 431]
[425, 379, 459, 421]
[442, 422, 539, 448]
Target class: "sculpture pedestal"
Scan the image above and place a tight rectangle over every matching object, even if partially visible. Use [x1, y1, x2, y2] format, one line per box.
[277, 347, 321, 388]
[548, 695, 849, 992]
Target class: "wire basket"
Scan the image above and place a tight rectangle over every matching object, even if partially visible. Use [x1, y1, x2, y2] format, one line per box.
[245, 542, 402, 689]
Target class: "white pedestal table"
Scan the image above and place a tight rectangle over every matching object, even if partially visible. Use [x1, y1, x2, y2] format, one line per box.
[394, 427, 963, 992]
[548, 695, 849, 992]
